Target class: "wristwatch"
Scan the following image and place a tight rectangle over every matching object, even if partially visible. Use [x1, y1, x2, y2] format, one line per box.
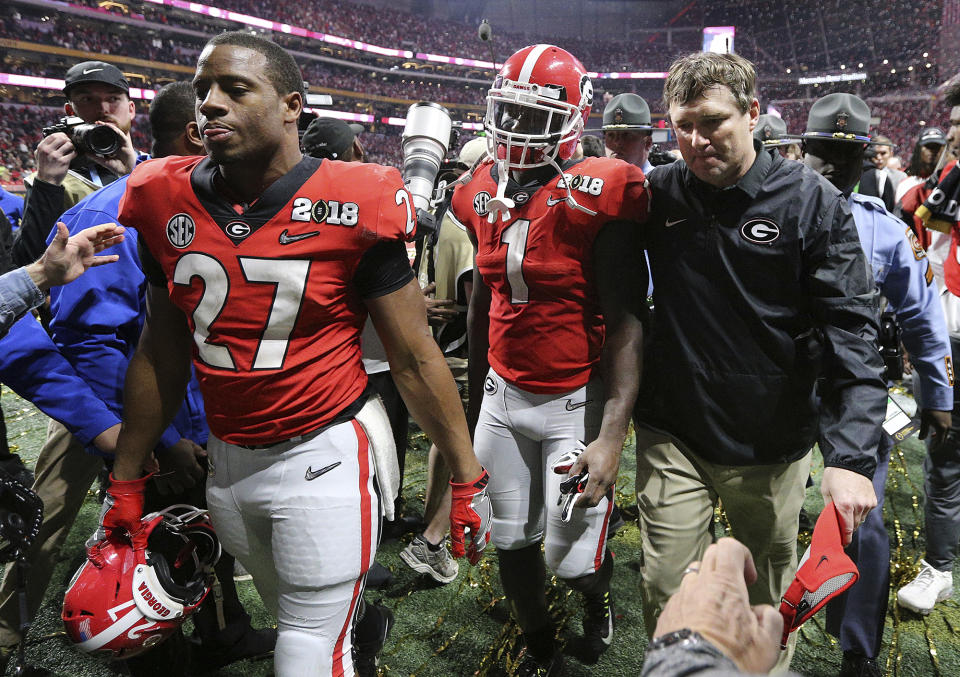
[647, 628, 728, 660]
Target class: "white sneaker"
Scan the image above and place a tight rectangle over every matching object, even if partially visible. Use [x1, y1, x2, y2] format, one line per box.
[897, 559, 953, 614]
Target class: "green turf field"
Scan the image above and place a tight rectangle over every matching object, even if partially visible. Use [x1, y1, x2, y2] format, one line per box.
[3, 384, 960, 676]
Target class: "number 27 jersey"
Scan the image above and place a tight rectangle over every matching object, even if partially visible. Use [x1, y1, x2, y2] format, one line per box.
[451, 156, 648, 393]
[119, 155, 416, 445]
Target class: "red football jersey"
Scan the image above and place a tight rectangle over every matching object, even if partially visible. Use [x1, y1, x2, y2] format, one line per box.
[119, 155, 417, 444]
[451, 156, 649, 393]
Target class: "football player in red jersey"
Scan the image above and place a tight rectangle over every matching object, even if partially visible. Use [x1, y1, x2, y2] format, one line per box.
[453, 44, 649, 674]
[99, 32, 491, 677]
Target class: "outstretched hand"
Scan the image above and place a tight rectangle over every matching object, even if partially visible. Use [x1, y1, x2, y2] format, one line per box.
[28, 222, 125, 290]
[654, 538, 783, 674]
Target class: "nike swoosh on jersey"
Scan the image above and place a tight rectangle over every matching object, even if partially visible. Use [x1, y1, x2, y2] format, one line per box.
[665, 218, 685, 227]
[305, 461, 341, 481]
[564, 399, 591, 411]
[279, 229, 320, 244]
[546, 195, 565, 207]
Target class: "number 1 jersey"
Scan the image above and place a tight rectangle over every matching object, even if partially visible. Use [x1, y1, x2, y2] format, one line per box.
[119, 155, 416, 445]
[451, 157, 648, 393]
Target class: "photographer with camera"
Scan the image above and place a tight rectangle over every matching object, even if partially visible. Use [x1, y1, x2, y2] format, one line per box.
[12, 61, 145, 267]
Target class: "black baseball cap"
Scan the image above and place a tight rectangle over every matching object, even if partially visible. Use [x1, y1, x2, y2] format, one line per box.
[63, 61, 129, 96]
[919, 127, 947, 147]
[301, 117, 364, 160]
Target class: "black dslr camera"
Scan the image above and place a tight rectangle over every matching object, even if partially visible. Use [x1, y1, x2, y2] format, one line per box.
[648, 144, 676, 167]
[0, 473, 42, 564]
[879, 311, 903, 381]
[42, 115, 123, 158]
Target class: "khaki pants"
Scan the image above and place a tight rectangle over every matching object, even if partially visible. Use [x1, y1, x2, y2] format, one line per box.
[0, 419, 104, 646]
[635, 427, 811, 672]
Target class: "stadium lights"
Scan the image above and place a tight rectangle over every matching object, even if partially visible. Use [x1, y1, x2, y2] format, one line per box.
[883, 59, 889, 64]
[140, 0, 667, 79]
[858, 63, 864, 68]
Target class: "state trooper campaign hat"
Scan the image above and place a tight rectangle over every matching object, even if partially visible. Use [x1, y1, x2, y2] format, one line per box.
[63, 61, 129, 96]
[753, 114, 796, 148]
[301, 116, 364, 160]
[597, 93, 653, 131]
[800, 92, 884, 146]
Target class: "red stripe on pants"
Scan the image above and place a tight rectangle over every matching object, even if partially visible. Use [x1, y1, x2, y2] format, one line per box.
[331, 421, 373, 676]
[593, 487, 614, 571]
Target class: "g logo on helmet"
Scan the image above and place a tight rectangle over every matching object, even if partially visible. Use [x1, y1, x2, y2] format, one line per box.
[579, 75, 593, 108]
[740, 218, 781, 245]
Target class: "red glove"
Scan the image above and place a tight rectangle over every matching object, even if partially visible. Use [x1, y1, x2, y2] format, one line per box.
[101, 473, 151, 536]
[449, 468, 492, 565]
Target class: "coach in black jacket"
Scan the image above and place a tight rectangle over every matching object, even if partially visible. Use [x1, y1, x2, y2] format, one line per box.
[633, 52, 886, 671]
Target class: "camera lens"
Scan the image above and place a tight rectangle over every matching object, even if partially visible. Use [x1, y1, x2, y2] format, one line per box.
[72, 123, 122, 157]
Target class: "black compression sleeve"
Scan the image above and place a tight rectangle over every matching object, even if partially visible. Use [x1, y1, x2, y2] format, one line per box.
[137, 236, 168, 286]
[354, 240, 415, 299]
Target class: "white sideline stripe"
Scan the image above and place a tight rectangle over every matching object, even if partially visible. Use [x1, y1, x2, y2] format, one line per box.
[76, 607, 142, 652]
[518, 44, 551, 84]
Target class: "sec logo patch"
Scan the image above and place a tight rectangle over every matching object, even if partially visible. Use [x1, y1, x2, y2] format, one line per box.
[740, 218, 780, 245]
[474, 191, 491, 216]
[166, 213, 195, 249]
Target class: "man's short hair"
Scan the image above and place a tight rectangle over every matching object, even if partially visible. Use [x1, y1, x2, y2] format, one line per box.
[662, 52, 756, 115]
[149, 82, 195, 155]
[581, 134, 604, 157]
[205, 31, 304, 99]
[944, 78, 960, 108]
[873, 134, 893, 149]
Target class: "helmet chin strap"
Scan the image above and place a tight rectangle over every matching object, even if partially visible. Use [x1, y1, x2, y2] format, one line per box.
[486, 141, 597, 223]
[544, 153, 597, 217]
[487, 159, 515, 223]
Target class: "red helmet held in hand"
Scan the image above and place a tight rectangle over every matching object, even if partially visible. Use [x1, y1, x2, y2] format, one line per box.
[62, 505, 220, 658]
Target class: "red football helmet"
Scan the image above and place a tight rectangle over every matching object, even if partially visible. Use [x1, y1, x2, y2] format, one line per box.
[485, 44, 593, 170]
[62, 505, 220, 659]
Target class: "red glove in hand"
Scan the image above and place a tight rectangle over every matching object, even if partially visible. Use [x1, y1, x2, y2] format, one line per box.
[449, 468, 493, 565]
[101, 473, 151, 536]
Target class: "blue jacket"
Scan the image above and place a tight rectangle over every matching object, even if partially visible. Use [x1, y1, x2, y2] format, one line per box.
[0, 187, 23, 232]
[849, 193, 953, 411]
[1, 313, 121, 446]
[45, 175, 208, 452]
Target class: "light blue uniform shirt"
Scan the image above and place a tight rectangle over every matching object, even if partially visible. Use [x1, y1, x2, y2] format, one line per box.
[849, 193, 953, 410]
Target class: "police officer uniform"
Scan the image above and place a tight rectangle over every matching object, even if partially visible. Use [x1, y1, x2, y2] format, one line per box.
[595, 93, 655, 174]
[753, 114, 798, 153]
[801, 93, 954, 677]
